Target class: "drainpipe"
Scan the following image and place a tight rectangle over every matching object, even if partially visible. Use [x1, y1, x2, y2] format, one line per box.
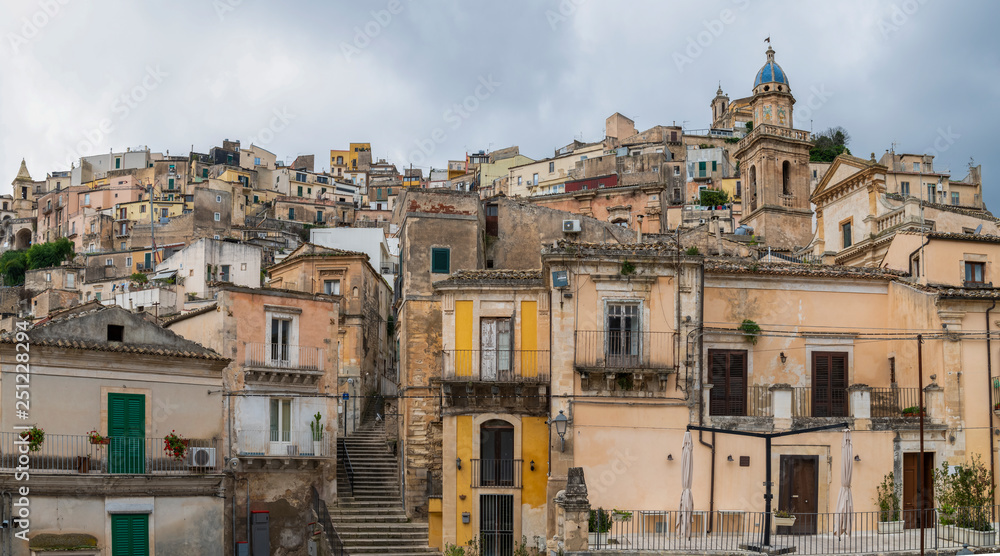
[694, 259, 715, 531]
[988, 300, 996, 512]
[907, 232, 931, 279]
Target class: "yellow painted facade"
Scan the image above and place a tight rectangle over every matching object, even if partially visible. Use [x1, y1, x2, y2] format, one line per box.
[117, 200, 185, 221]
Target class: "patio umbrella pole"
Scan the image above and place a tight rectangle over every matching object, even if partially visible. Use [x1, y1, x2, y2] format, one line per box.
[688, 421, 849, 549]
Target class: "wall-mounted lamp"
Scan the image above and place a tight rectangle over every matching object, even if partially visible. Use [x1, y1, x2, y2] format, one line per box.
[456, 457, 462, 470]
[553, 410, 569, 452]
[727, 455, 734, 462]
[667, 454, 674, 461]
[779, 352, 787, 364]
[530, 460, 535, 471]
[854, 455, 861, 462]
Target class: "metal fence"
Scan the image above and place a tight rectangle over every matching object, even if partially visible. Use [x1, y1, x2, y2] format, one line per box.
[871, 387, 923, 418]
[574, 330, 673, 370]
[0, 432, 220, 474]
[235, 429, 333, 457]
[244, 342, 324, 371]
[443, 350, 549, 382]
[587, 506, 1000, 553]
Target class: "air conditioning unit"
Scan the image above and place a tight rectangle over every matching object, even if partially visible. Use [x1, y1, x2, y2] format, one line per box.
[188, 447, 216, 467]
[563, 219, 581, 233]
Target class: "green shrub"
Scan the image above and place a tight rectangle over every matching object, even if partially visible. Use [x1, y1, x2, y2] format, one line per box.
[875, 472, 901, 522]
[739, 319, 761, 345]
[685, 247, 700, 256]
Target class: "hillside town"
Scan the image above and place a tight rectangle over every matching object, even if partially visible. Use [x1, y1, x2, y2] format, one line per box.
[3, 44, 1000, 556]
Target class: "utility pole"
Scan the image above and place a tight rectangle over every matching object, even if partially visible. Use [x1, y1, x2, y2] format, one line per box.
[918, 333, 925, 556]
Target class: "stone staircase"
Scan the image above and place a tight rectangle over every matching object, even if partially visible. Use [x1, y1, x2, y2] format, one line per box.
[332, 423, 439, 556]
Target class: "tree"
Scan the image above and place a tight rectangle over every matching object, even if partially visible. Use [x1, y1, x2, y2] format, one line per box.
[700, 189, 730, 207]
[0, 250, 27, 286]
[25, 237, 75, 270]
[810, 126, 852, 162]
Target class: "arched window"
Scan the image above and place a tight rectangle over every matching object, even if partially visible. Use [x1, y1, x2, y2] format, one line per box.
[480, 419, 515, 487]
[782, 161, 791, 195]
[749, 166, 757, 212]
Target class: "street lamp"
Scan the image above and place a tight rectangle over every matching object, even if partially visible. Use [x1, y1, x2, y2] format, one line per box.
[553, 410, 568, 452]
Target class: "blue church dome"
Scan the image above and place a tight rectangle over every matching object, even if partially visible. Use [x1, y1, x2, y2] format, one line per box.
[754, 46, 789, 89]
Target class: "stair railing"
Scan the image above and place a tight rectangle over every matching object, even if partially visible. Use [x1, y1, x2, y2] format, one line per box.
[311, 486, 347, 556]
[339, 438, 355, 497]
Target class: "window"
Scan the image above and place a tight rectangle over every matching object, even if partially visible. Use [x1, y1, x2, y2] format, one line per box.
[107, 324, 124, 342]
[296, 172, 307, 182]
[270, 318, 292, 363]
[927, 184, 935, 201]
[254, 157, 261, 165]
[66, 273, 75, 288]
[606, 303, 639, 366]
[913, 162, 920, 172]
[121, 242, 126, 250]
[517, 176, 522, 186]
[532, 173, 538, 186]
[106, 258, 113, 266]
[699, 161, 706, 177]
[324, 279, 340, 295]
[161, 208, 168, 218]
[480, 317, 513, 380]
[288, 208, 295, 219]
[253, 195, 259, 203]
[270, 398, 292, 443]
[712, 160, 718, 172]
[202, 168, 209, 178]
[674, 165, 680, 176]
[900, 181, 910, 196]
[84, 193, 90, 205]
[215, 195, 222, 203]
[316, 211, 324, 223]
[709, 350, 747, 416]
[115, 157, 121, 169]
[140, 205, 146, 214]
[431, 247, 450, 274]
[168, 178, 174, 189]
[241, 263, 247, 271]
[219, 265, 230, 282]
[307, 188, 312, 195]
[812, 169, 817, 179]
[965, 261, 985, 284]
[812, 352, 848, 417]
[952, 192, 960, 205]
[214, 212, 221, 222]
[297, 186, 303, 196]
[841, 220, 852, 249]
[781, 160, 790, 195]
[111, 514, 149, 555]
[126, 257, 132, 267]
[548, 162, 555, 173]
[317, 176, 328, 184]
[45, 273, 51, 282]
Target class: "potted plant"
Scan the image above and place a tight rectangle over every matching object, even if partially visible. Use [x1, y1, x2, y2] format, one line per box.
[309, 412, 323, 456]
[611, 509, 632, 522]
[773, 510, 796, 528]
[948, 455, 996, 545]
[588, 508, 611, 546]
[938, 503, 957, 541]
[87, 429, 110, 445]
[20, 426, 44, 452]
[875, 472, 904, 534]
[901, 406, 925, 418]
[162, 430, 190, 461]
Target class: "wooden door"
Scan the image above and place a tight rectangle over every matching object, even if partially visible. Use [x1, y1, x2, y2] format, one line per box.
[903, 452, 934, 529]
[778, 455, 818, 535]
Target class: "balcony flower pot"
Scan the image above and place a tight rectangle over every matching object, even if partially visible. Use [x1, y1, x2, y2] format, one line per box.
[877, 520, 904, 534]
[611, 510, 632, 522]
[772, 514, 795, 527]
[312, 440, 323, 457]
[959, 527, 996, 546]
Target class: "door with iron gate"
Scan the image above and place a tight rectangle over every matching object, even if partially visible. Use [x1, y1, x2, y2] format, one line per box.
[479, 494, 514, 556]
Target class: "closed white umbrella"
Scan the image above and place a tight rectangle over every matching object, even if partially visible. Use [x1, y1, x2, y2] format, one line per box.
[833, 429, 854, 536]
[677, 431, 694, 539]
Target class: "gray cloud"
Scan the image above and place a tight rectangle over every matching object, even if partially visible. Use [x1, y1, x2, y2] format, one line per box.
[1, 0, 997, 206]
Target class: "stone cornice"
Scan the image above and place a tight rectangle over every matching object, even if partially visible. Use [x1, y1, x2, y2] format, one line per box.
[0, 473, 225, 497]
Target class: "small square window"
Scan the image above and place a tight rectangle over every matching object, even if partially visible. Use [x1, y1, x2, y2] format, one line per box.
[431, 248, 450, 274]
[966, 261, 985, 284]
[324, 279, 341, 295]
[216, 195, 222, 203]
[107, 324, 124, 342]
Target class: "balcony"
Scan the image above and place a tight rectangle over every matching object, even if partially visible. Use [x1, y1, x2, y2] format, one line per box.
[442, 349, 549, 383]
[441, 350, 550, 415]
[235, 429, 333, 470]
[470, 459, 523, 489]
[871, 387, 922, 418]
[574, 330, 674, 374]
[244, 342, 325, 385]
[0, 432, 220, 474]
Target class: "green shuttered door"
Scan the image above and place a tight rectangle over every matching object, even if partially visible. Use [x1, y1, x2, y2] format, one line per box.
[108, 393, 145, 474]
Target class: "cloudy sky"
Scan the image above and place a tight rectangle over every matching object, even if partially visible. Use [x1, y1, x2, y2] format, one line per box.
[1, 0, 997, 205]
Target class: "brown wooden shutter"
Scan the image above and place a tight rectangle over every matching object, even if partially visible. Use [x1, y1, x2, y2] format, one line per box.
[728, 351, 747, 416]
[831, 353, 847, 416]
[813, 353, 831, 417]
[709, 350, 747, 416]
[709, 351, 728, 416]
[813, 352, 848, 417]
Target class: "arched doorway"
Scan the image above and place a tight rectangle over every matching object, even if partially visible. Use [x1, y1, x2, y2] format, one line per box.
[14, 228, 31, 251]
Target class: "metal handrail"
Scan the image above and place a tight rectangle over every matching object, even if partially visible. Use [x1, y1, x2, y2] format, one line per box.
[338, 438, 355, 497]
[311, 486, 346, 556]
